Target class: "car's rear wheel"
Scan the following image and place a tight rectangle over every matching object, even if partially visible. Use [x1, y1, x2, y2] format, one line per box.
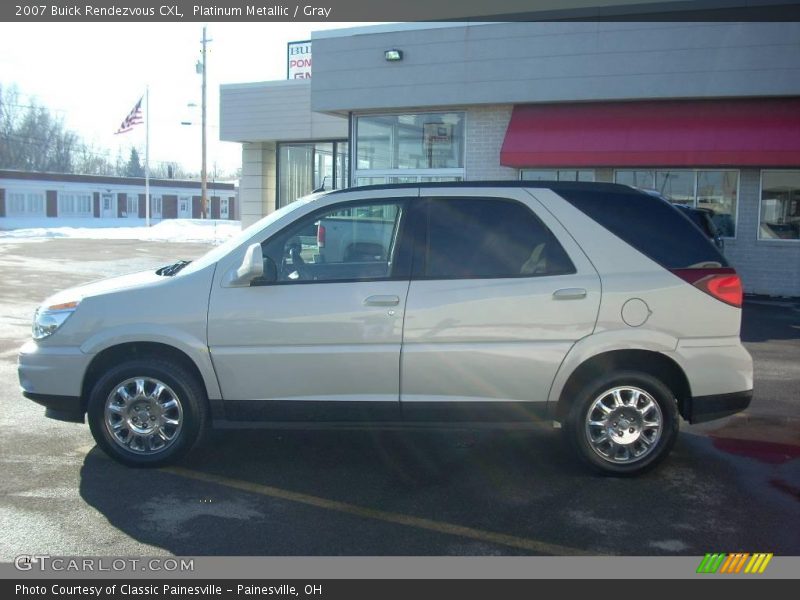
[87, 358, 208, 467]
[564, 370, 679, 476]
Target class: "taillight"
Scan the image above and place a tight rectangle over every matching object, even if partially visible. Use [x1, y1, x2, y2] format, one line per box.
[317, 224, 326, 247]
[670, 268, 743, 307]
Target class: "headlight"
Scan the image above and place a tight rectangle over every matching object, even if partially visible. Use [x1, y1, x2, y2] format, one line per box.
[32, 300, 80, 340]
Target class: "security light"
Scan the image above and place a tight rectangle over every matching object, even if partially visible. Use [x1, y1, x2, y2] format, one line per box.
[384, 49, 403, 61]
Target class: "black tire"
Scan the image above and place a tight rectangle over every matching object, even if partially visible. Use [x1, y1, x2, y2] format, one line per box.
[87, 357, 208, 468]
[564, 370, 679, 476]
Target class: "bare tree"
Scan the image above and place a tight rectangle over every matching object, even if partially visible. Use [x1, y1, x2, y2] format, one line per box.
[74, 143, 116, 176]
[0, 84, 78, 173]
[0, 84, 198, 179]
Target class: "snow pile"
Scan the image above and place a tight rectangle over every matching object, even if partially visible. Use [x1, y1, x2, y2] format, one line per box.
[0, 217, 241, 244]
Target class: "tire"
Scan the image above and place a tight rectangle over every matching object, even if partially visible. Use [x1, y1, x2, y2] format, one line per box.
[564, 370, 679, 476]
[87, 358, 208, 468]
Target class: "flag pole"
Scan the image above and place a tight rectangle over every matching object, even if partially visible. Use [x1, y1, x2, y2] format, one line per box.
[145, 85, 150, 227]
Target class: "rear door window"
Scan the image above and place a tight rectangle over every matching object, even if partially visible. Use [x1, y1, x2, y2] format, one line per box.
[416, 197, 575, 279]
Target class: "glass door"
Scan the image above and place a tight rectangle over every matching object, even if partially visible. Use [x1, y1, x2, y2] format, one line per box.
[277, 140, 349, 208]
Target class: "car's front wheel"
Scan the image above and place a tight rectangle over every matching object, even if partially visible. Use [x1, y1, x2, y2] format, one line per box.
[564, 370, 679, 476]
[87, 358, 208, 467]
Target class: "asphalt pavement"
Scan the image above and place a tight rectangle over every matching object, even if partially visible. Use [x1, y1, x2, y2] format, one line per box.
[0, 238, 798, 558]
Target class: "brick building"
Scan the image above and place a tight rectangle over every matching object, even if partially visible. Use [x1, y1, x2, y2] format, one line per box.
[0, 170, 238, 222]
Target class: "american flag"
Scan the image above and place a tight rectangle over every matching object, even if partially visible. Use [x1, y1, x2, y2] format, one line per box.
[114, 97, 144, 135]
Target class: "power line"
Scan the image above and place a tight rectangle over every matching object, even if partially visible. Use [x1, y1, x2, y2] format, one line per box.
[0, 102, 68, 113]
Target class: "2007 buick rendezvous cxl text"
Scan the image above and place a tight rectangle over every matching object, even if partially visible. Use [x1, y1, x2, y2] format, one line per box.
[18, 182, 753, 475]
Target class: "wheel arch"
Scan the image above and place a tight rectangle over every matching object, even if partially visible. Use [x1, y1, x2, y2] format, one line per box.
[81, 342, 210, 413]
[553, 349, 692, 423]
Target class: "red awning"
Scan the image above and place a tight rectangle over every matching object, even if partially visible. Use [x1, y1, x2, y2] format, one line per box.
[499, 98, 800, 168]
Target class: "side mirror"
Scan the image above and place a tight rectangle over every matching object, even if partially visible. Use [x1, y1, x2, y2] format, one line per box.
[226, 243, 264, 286]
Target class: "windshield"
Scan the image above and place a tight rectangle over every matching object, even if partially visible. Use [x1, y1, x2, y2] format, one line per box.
[179, 192, 325, 275]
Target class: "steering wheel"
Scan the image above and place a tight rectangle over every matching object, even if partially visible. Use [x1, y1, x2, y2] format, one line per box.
[287, 244, 311, 280]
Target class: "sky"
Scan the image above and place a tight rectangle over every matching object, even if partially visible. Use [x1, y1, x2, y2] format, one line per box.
[0, 22, 368, 178]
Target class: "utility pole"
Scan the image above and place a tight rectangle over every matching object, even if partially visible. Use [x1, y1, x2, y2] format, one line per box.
[145, 86, 150, 227]
[200, 26, 211, 219]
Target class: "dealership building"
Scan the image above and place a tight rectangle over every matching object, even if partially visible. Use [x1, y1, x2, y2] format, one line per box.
[220, 21, 800, 296]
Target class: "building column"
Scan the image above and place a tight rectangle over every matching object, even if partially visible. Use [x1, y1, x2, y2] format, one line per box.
[465, 105, 518, 181]
[239, 142, 277, 228]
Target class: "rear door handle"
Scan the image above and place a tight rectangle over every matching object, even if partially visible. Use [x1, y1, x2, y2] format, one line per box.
[364, 295, 400, 307]
[553, 288, 587, 300]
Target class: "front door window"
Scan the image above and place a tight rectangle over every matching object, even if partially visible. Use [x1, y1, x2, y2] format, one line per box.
[262, 200, 404, 283]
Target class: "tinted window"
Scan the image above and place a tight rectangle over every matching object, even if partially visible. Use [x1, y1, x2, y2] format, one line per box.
[674, 205, 713, 237]
[691, 211, 718, 239]
[419, 198, 575, 279]
[558, 188, 728, 269]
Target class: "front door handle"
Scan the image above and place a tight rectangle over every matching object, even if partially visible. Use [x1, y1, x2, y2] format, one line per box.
[364, 295, 400, 307]
[553, 288, 587, 300]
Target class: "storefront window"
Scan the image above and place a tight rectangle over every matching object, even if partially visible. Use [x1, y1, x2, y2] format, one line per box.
[278, 141, 348, 207]
[520, 169, 594, 182]
[615, 170, 654, 190]
[335, 142, 349, 191]
[354, 176, 463, 187]
[354, 112, 465, 186]
[614, 169, 738, 237]
[656, 171, 694, 206]
[696, 171, 738, 238]
[760, 171, 800, 241]
[354, 177, 388, 187]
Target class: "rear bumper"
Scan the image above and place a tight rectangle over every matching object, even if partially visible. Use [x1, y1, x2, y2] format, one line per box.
[22, 391, 84, 423]
[685, 389, 752, 424]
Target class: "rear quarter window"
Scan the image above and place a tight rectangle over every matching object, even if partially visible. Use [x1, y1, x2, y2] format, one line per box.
[555, 188, 728, 269]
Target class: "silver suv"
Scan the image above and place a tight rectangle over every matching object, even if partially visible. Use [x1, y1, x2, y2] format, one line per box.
[18, 182, 753, 475]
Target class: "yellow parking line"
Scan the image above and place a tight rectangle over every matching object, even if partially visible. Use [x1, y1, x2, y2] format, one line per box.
[164, 466, 596, 556]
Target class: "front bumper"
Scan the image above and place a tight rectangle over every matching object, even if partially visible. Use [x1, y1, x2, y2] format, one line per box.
[18, 340, 91, 422]
[685, 389, 753, 424]
[23, 392, 84, 423]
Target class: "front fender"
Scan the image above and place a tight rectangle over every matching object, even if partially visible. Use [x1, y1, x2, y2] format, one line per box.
[79, 325, 222, 400]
